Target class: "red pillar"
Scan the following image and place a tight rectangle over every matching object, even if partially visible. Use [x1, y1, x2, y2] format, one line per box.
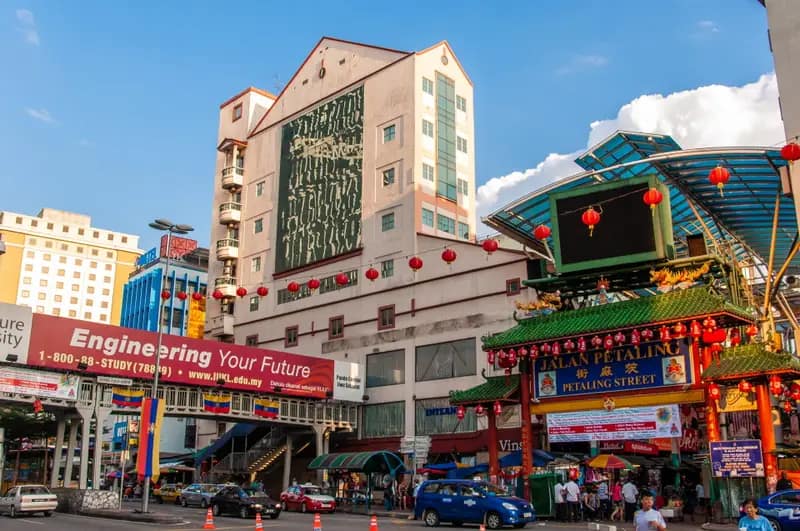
[756, 383, 778, 476]
[701, 344, 721, 442]
[519, 360, 532, 500]
[487, 409, 499, 483]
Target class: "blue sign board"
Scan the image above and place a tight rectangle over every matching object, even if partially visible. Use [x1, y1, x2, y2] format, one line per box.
[533, 340, 692, 398]
[136, 248, 157, 267]
[425, 407, 456, 416]
[710, 440, 764, 478]
[113, 421, 127, 445]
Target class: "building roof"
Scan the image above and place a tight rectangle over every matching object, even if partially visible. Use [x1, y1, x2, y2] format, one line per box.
[450, 374, 519, 405]
[701, 343, 800, 381]
[219, 87, 277, 109]
[482, 286, 753, 349]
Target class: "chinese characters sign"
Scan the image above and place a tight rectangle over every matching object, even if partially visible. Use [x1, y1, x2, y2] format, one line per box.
[547, 405, 682, 442]
[534, 340, 691, 398]
[710, 440, 764, 477]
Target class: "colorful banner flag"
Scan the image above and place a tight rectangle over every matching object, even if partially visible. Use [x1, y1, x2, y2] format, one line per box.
[187, 296, 206, 339]
[203, 393, 231, 414]
[112, 387, 144, 408]
[253, 398, 279, 419]
[136, 397, 165, 481]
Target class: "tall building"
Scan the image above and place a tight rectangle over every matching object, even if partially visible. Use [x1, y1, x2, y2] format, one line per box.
[207, 38, 532, 460]
[0, 208, 140, 325]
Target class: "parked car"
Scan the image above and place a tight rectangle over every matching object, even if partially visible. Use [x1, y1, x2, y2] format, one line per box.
[154, 483, 182, 504]
[180, 483, 224, 508]
[744, 490, 800, 531]
[210, 486, 281, 519]
[0, 484, 58, 518]
[280, 483, 336, 513]
[414, 479, 535, 529]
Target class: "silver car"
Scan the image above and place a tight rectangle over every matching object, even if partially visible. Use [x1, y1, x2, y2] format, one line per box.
[181, 483, 224, 508]
[0, 484, 58, 518]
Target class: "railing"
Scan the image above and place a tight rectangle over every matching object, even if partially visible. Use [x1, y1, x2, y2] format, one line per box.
[214, 276, 236, 288]
[216, 238, 239, 249]
[219, 202, 242, 213]
[221, 166, 244, 178]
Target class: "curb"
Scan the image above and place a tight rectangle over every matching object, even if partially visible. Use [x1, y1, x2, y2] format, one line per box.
[77, 509, 186, 524]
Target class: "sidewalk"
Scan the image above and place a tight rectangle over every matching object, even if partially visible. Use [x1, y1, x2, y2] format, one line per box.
[76, 508, 185, 524]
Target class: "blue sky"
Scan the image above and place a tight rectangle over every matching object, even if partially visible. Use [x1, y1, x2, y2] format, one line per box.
[0, 1, 777, 251]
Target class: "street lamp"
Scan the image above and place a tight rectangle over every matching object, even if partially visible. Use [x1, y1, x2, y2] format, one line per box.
[142, 219, 193, 513]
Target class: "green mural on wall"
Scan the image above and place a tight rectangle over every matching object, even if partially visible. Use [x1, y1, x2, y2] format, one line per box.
[275, 86, 364, 273]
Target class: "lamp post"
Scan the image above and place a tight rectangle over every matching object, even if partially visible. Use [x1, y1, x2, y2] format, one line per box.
[141, 218, 193, 513]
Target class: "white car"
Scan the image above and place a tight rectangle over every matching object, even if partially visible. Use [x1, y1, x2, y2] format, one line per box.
[0, 484, 58, 518]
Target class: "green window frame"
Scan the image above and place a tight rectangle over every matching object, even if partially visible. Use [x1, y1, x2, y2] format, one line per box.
[249, 296, 259, 312]
[383, 124, 396, 142]
[458, 222, 470, 240]
[422, 77, 434, 95]
[422, 163, 434, 182]
[437, 213, 455, 234]
[436, 73, 457, 201]
[381, 212, 395, 232]
[381, 259, 394, 278]
[382, 168, 395, 186]
[422, 208, 434, 227]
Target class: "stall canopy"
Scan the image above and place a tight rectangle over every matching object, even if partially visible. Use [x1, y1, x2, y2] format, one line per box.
[308, 451, 405, 474]
[499, 449, 555, 468]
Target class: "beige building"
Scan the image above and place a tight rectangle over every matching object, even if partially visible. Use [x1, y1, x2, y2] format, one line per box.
[206, 38, 532, 455]
[0, 208, 141, 325]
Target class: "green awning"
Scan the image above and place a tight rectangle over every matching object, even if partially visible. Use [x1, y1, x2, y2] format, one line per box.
[307, 451, 404, 474]
[483, 287, 753, 349]
[701, 343, 800, 381]
[450, 374, 519, 405]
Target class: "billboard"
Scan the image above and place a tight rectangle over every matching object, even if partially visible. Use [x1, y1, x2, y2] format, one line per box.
[160, 235, 197, 259]
[710, 440, 764, 478]
[0, 365, 80, 400]
[547, 405, 682, 442]
[25, 313, 363, 401]
[0, 301, 33, 364]
[187, 297, 206, 339]
[275, 85, 364, 273]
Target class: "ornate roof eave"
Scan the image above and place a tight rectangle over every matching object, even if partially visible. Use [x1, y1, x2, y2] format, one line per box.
[449, 371, 520, 406]
[701, 343, 800, 382]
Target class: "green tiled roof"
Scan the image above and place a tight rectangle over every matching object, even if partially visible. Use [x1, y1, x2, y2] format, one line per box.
[483, 287, 752, 349]
[701, 343, 800, 380]
[450, 374, 519, 405]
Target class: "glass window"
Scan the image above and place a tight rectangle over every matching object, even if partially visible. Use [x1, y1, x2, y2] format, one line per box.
[24, 264, 33, 272]
[381, 259, 394, 278]
[62, 225, 69, 233]
[422, 163, 434, 182]
[233, 103, 243, 121]
[457, 136, 468, 153]
[105, 264, 112, 271]
[59, 256, 66, 264]
[458, 178, 469, 196]
[422, 119, 434, 137]
[416, 397, 476, 435]
[23, 277, 31, 285]
[437, 214, 455, 234]
[363, 402, 404, 438]
[256, 181, 265, 197]
[39, 279, 47, 287]
[20, 290, 30, 297]
[15, 216, 22, 224]
[381, 212, 395, 232]
[378, 305, 395, 330]
[69, 310, 76, 317]
[422, 77, 433, 95]
[254, 218, 263, 233]
[249, 296, 259, 312]
[245, 335, 258, 346]
[422, 208, 434, 227]
[77, 228, 84, 235]
[415, 338, 477, 382]
[251, 256, 261, 273]
[329, 316, 344, 339]
[436, 73, 457, 201]
[367, 350, 404, 387]
[285, 326, 298, 347]
[70, 297, 78, 304]
[30, 219, 37, 227]
[458, 222, 470, 240]
[37, 293, 46, 300]
[382, 168, 395, 186]
[383, 124, 396, 143]
[46, 223, 53, 230]
[43, 254, 51, 261]
[456, 95, 467, 112]
[121, 236, 128, 243]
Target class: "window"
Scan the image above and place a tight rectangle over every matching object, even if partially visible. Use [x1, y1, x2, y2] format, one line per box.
[24, 264, 33, 272]
[74, 272, 81, 279]
[84, 312, 92, 320]
[121, 236, 128, 243]
[437, 213, 455, 234]
[41, 266, 49, 274]
[457, 136, 468, 153]
[45, 241, 52, 248]
[363, 402, 404, 438]
[422, 119, 434, 137]
[54, 295, 62, 302]
[436, 73, 457, 201]
[105, 264, 112, 271]
[86, 299, 93, 307]
[101, 301, 108, 308]
[15, 216, 22, 224]
[456, 95, 467, 112]
[233, 103, 243, 122]
[422, 208, 434, 227]
[416, 338, 477, 381]
[56, 282, 64, 289]
[75, 259, 82, 266]
[458, 222, 470, 240]
[100, 314, 107, 322]
[37, 293, 46, 300]
[26, 251, 34, 258]
[62, 225, 69, 233]
[70, 297, 78, 304]
[251, 256, 262, 273]
[87, 287, 95, 294]
[78, 228, 84, 235]
[382, 168, 395, 186]
[91, 249, 98, 256]
[59, 256, 66, 264]
[72, 284, 79, 291]
[383, 124, 396, 143]
[422, 77, 433, 95]
[416, 397, 476, 435]
[285, 326, 298, 347]
[249, 296, 259, 312]
[381, 212, 395, 232]
[20, 290, 30, 297]
[52, 308, 60, 316]
[328, 316, 344, 340]
[43, 254, 51, 261]
[256, 181, 265, 197]
[381, 259, 394, 278]
[245, 335, 258, 346]
[47, 223, 53, 230]
[69, 310, 76, 317]
[458, 178, 469, 196]
[422, 163, 434, 182]
[506, 278, 521, 296]
[378, 305, 395, 330]
[367, 350, 404, 387]
[254, 218, 263, 233]
[23, 277, 31, 285]
[90, 261, 97, 268]
[104, 276, 111, 283]
[30, 220, 37, 227]
[107, 234, 113, 241]
[39, 279, 47, 287]
[102, 289, 110, 296]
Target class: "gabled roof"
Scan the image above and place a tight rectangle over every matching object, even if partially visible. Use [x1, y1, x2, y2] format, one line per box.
[450, 374, 519, 405]
[701, 343, 800, 381]
[217, 138, 248, 152]
[219, 87, 277, 109]
[416, 40, 473, 87]
[482, 287, 753, 349]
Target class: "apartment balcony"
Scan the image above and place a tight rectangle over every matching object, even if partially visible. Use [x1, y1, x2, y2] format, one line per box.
[219, 202, 242, 225]
[216, 238, 239, 261]
[208, 314, 235, 338]
[221, 166, 244, 189]
[214, 276, 237, 298]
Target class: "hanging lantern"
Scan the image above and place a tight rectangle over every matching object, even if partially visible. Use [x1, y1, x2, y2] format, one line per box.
[335, 272, 350, 286]
[408, 256, 423, 272]
[541, 343, 552, 355]
[603, 335, 614, 351]
[533, 224, 551, 240]
[212, 290, 223, 300]
[563, 339, 576, 352]
[690, 320, 702, 342]
[482, 239, 499, 255]
[176, 291, 187, 301]
[257, 286, 269, 297]
[642, 188, 664, 212]
[660, 325, 672, 345]
[497, 349, 508, 366]
[785, 401, 795, 414]
[551, 342, 561, 356]
[456, 405, 465, 420]
[161, 290, 171, 300]
[673, 322, 687, 339]
[630, 329, 641, 347]
[708, 165, 730, 196]
[581, 207, 601, 237]
[493, 401, 503, 416]
[487, 350, 496, 365]
[770, 376, 784, 397]
[791, 383, 800, 401]
[577, 337, 587, 353]
[441, 248, 457, 265]
[307, 278, 321, 291]
[641, 328, 654, 341]
[707, 383, 721, 400]
[518, 347, 528, 358]
[730, 328, 741, 347]
[703, 316, 717, 331]
[287, 281, 300, 293]
[475, 404, 485, 416]
[508, 349, 518, 366]
[33, 398, 43, 414]
[614, 331, 626, 345]
[529, 344, 539, 358]
[365, 267, 380, 282]
[591, 336, 603, 349]
[738, 380, 753, 394]
[236, 287, 247, 298]
[192, 292, 203, 301]
[781, 142, 800, 162]
[745, 324, 759, 340]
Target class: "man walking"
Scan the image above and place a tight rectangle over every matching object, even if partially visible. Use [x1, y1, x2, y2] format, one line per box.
[554, 478, 566, 521]
[634, 493, 666, 531]
[622, 477, 639, 523]
[565, 477, 581, 522]
[597, 480, 610, 520]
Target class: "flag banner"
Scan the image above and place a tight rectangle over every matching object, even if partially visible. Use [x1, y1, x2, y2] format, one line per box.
[136, 397, 165, 481]
[253, 398, 279, 419]
[203, 393, 231, 414]
[112, 387, 144, 408]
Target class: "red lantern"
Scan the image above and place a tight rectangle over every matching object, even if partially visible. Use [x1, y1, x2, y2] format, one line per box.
[770, 376, 784, 397]
[497, 350, 508, 366]
[690, 320, 702, 341]
[236, 287, 247, 298]
[257, 286, 269, 297]
[673, 322, 687, 339]
[529, 344, 539, 358]
[335, 272, 350, 286]
[745, 324, 759, 339]
[563, 339, 575, 352]
[161, 290, 171, 300]
[541, 343, 552, 355]
[518, 347, 528, 358]
[707, 383, 721, 400]
[781, 142, 800, 162]
[307, 278, 321, 291]
[533, 225, 551, 240]
[493, 401, 503, 416]
[603, 335, 614, 351]
[591, 336, 603, 349]
[660, 325, 672, 344]
[551, 342, 561, 356]
[177, 291, 187, 301]
[791, 383, 800, 401]
[212, 290, 223, 300]
[708, 165, 730, 196]
[729, 328, 741, 347]
[482, 239, 499, 255]
[630, 329, 641, 346]
[475, 404, 485, 416]
[581, 207, 601, 237]
[613, 331, 625, 345]
[456, 405, 465, 420]
[508, 349, 518, 366]
[487, 350, 496, 365]
[643, 188, 663, 211]
[192, 292, 203, 301]
[738, 380, 753, 394]
[441, 248, 457, 264]
[408, 256, 423, 271]
[287, 281, 300, 293]
[785, 401, 794, 414]
[703, 316, 717, 331]
[365, 267, 380, 281]
[577, 337, 587, 353]
[33, 398, 43, 414]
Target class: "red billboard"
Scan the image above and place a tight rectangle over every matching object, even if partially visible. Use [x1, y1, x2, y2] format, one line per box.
[160, 235, 197, 259]
[26, 313, 334, 399]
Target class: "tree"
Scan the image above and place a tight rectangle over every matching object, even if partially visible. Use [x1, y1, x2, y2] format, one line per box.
[0, 406, 57, 441]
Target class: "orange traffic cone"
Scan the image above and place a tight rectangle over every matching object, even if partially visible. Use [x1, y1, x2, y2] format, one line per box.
[480, 524, 486, 531]
[203, 507, 215, 530]
[313, 512, 322, 531]
[255, 511, 263, 531]
[369, 514, 378, 531]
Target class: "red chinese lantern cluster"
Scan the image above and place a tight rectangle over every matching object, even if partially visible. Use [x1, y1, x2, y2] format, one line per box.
[581, 207, 601, 237]
[33, 398, 43, 414]
[643, 188, 663, 212]
[493, 401, 503, 416]
[791, 383, 800, 401]
[738, 380, 753, 394]
[770, 375, 784, 397]
[707, 382, 721, 400]
[785, 401, 795, 414]
[496, 348, 518, 376]
[475, 404, 485, 416]
[781, 142, 800, 162]
[708, 165, 730, 196]
[456, 405, 465, 420]
[745, 324, 759, 342]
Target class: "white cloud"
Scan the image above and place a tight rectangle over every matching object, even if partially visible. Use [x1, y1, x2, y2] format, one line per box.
[477, 73, 783, 224]
[25, 107, 55, 124]
[697, 20, 720, 33]
[555, 54, 609, 76]
[16, 9, 40, 45]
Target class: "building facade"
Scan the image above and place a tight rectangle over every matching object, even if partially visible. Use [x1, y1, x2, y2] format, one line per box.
[0, 208, 140, 325]
[206, 38, 534, 458]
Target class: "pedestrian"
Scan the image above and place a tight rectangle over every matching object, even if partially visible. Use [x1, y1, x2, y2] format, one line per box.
[597, 480, 610, 520]
[554, 478, 566, 521]
[611, 479, 623, 521]
[739, 498, 771, 531]
[582, 487, 599, 521]
[777, 472, 793, 491]
[634, 493, 667, 531]
[565, 477, 581, 522]
[622, 477, 639, 523]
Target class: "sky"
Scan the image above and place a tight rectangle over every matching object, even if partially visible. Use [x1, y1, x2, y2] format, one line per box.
[0, 1, 783, 251]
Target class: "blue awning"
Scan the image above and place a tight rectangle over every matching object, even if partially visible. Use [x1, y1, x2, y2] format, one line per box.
[499, 449, 556, 468]
[194, 423, 257, 463]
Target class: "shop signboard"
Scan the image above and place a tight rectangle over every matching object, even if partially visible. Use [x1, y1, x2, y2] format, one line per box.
[547, 404, 682, 442]
[710, 440, 764, 477]
[0, 365, 79, 400]
[0, 302, 33, 365]
[719, 388, 757, 412]
[534, 340, 691, 399]
[600, 440, 661, 455]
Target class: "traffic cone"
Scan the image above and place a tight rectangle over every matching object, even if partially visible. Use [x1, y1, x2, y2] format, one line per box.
[255, 511, 263, 531]
[369, 514, 378, 531]
[313, 512, 322, 531]
[480, 524, 485, 531]
[203, 507, 215, 530]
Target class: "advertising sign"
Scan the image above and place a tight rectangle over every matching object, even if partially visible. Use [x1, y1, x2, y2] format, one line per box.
[187, 297, 206, 339]
[160, 235, 197, 259]
[0, 365, 79, 400]
[719, 388, 757, 412]
[547, 405, 682, 442]
[534, 340, 691, 399]
[599, 440, 661, 455]
[26, 313, 361, 401]
[710, 440, 764, 477]
[136, 248, 157, 267]
[0, 302, 33, 365]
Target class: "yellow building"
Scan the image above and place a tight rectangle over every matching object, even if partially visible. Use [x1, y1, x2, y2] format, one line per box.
[0, 208, 141, 325]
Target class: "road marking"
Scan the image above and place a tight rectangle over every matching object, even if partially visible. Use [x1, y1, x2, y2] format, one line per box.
[16, 518, 44, 525]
